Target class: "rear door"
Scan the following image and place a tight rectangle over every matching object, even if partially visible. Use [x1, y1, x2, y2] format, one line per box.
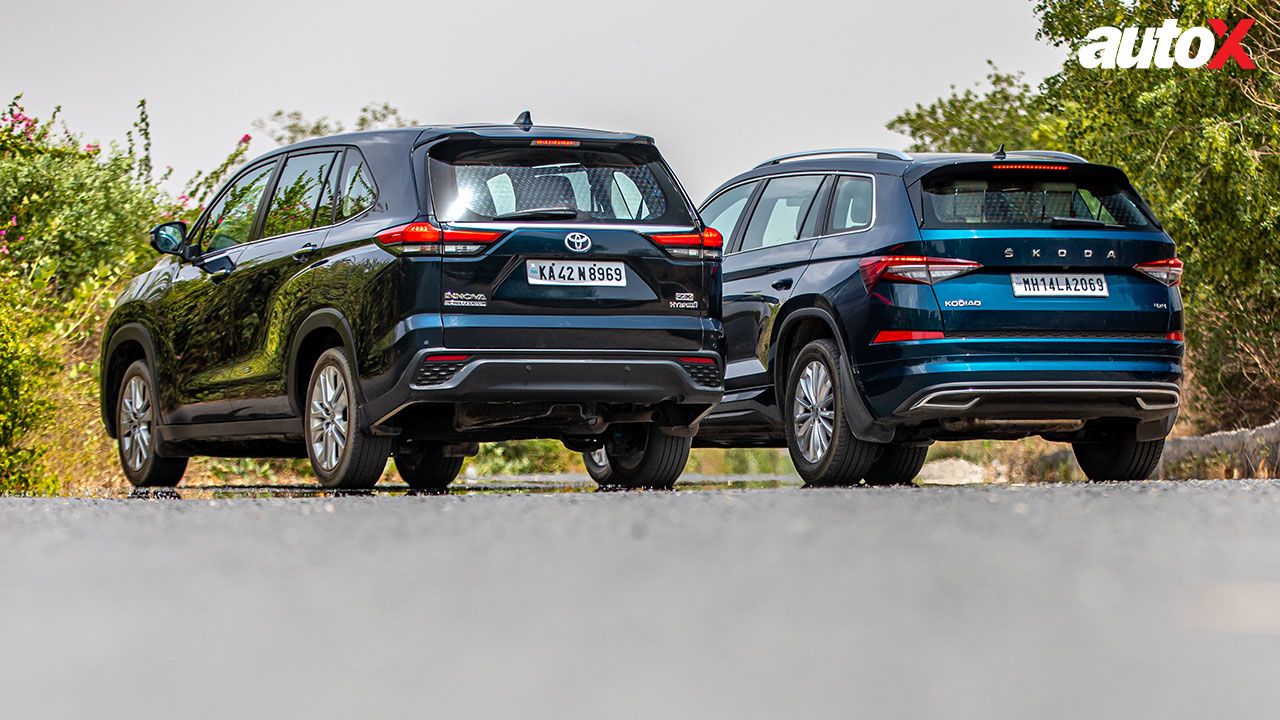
[427, 140, 712, 351]
[913, 163, 1179, 337]
[719, 174, 830, 390]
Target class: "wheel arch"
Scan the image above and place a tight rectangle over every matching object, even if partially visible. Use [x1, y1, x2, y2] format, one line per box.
[772, 304, 893, 444]
[287, 309, 361, 418]
[101, 324, 158, 438]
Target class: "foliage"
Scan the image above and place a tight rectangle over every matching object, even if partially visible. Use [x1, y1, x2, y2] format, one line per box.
[887, 63, 1059, 153]
[465, 440, 583, 476]
[888, 0, 1280, 431]
[0, 268, 57, 494]
[253, 102, 417, 146]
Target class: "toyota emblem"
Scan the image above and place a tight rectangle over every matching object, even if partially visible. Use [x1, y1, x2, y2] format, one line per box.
[565, 232, 592, 253]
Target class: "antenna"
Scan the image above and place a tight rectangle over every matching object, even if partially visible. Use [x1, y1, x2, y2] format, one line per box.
[993, 144, 1007, 160]
[514, 111, 533, 131]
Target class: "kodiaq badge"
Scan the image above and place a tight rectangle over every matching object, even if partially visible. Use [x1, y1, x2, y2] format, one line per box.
[565, 232, 592, 252]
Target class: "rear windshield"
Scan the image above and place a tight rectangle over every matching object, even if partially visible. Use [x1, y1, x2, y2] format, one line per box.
[428, 142, 694, 226]
[922, 169, 1151, 229]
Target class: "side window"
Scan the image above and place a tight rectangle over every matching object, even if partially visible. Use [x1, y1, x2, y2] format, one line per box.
[336, 149, 376, 221]
[829, 176, 874, 233]
[700, 182, 758, 249]
[739, 175, 823, 252]
[262, 151, 340, 239]
[197, 162, 277, 253]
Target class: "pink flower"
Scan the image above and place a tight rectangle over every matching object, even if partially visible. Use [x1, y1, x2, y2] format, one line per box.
[16, 236, 23, 243]
[8, 217, 15, 226]
[0, 229, 6, 238]
[239, 134, 252, 144]
[177, 194, 190, 207]
[84, 142, 99, 153]
[0, 244, 9, 255]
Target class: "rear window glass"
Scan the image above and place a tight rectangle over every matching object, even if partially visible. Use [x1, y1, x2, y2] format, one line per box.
[428, 143, 694, 226]
[922, 170, 1150, 229]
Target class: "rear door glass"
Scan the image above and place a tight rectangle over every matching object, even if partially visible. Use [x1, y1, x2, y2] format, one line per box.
[262, 151, 339, 238]
[738, 175, 823, 252]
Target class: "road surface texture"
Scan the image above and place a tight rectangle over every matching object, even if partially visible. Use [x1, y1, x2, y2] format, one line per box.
[4, 478, 1280, 719]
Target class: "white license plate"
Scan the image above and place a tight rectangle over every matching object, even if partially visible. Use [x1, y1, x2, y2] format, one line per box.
[1010, 273, 1109, 297]
[526, 260, 627, 287]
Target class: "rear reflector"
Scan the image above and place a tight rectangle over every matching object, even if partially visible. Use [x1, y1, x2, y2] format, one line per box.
[1166, 331, 1184, 342]
[991, 163, 1070, 171]
[860, 256, 982, 289]
[678, 356, 716, 364]
[647, 227, 723, 259]
[1134, 258, 1183, 286]
[376, 222, 505, 255]
[873, 330, 945, 343]
[424, 354, 471, 362]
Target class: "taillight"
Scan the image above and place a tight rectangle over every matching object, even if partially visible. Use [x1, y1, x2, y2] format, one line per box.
[375, 222, 505, 255]
[647, 227, 723, 260]
[1166, 331, 1184, 342]
[872, 330, 945, 343]
[860, 256, 982, 289]
[1134, 258, 1183, 286]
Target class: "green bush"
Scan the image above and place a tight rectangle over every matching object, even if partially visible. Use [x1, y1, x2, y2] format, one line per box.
[0, 275, 57, 494]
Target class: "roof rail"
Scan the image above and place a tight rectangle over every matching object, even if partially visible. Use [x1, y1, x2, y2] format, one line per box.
[1005, 150, 1088, 163]
[755, 147, 914, 168]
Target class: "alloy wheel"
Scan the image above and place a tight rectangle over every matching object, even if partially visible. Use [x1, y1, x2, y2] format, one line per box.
[793, 359, 836, 463]
[120, 375, 152, 471]
[309, 365, 349, 472]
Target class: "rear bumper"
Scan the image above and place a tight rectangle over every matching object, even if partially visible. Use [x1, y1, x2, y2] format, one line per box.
[365, 349, 724, 430]
[853, 337, 1183, 439]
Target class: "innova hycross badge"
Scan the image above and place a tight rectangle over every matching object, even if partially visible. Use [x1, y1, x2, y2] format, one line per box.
[101, 115, 724, 491]
[695, 148, 1183, 485]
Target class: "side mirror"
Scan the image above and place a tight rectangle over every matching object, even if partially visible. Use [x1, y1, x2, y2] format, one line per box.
[150, 221, 189, 258]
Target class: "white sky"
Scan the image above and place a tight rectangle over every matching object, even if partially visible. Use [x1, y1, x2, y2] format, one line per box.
[5, 0, 1066, 200]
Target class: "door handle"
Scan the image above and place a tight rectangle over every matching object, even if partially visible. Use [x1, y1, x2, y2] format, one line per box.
[771, 278, 793, 291]
[208, 266, 232, 281]
[294, 243, 318, 261]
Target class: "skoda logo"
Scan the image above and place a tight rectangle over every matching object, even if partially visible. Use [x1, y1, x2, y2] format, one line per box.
[565, 232, 592, 253]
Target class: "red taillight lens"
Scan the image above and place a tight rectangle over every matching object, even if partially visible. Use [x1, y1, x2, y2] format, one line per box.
[872, 330, 945, 343]
[376, 222, 504, 255]
[1166, 331, 1184, 342]
[647, 228, 723, 259]
[1134, 258, 1183, 286]
[860, 256, 982, 289]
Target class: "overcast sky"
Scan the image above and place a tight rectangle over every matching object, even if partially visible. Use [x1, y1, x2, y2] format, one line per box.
[6, 0, 1065, 199]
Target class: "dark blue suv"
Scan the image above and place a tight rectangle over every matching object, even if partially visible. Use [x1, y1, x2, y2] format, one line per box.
[101, 118, 723, 491]
[694, 148, 1183, 485]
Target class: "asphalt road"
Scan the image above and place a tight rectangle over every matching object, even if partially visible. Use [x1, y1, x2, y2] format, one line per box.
[4, 479, 1280, 719]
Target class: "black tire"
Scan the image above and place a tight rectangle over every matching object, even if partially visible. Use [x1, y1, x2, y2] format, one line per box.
[116, 360, 187, 487]
[586, 424, 691, 490]
[864, 443, 928, 486]
[1072, 434, 1164, 481]
[394, 444, 464, 492]
[784, 339, 882, 487]
[305, 348, 392, 490]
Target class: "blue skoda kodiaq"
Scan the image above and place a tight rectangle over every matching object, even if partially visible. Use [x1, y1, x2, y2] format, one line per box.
[693, 148, 1184, 485]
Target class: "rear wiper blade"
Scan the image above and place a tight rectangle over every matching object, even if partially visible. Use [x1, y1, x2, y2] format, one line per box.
[493, 207, 580, 220]
[1050, 216, 1124, 228]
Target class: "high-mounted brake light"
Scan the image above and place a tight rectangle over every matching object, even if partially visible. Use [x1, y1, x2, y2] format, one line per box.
[375, 222, 505, 255]
[873, 330, 945, 344]
[531, 139, 580, 147]
[860, 256, 982, 289]
[1134, 258, 1183, 286]
[647, 227, 723, 259]
[991, 163, 1070, 171]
